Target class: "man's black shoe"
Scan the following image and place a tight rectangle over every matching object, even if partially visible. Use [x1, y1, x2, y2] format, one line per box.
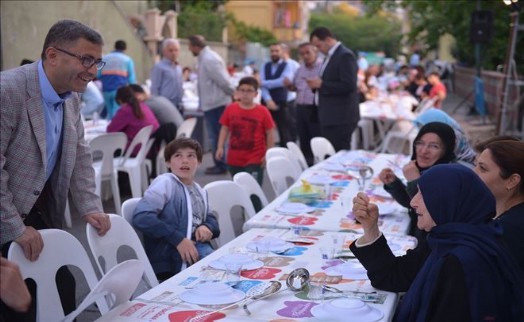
[205, 166, 227, 175]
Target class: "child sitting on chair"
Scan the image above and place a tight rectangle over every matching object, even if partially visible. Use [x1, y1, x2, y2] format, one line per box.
[133, 138, 220, 281]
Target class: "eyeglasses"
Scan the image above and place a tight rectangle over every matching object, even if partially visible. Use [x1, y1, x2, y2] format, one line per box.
[53, 47, 106, 70]
[414, 141, 442, 151]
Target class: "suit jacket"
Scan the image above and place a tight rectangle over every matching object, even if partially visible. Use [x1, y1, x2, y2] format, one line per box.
[1, 62, 103, 245]
[318, 44, 360, 127]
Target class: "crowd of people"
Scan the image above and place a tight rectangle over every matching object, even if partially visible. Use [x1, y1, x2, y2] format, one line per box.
[1, 18, 523, 322]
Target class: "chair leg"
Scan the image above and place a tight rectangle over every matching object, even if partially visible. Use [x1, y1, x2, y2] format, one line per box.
[110, 174, 122, 215]
[128, 168, 143, 198]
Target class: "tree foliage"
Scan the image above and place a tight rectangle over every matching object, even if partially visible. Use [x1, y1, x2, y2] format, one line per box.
[229, 18, 277, 47]
[309, 10, 403, 58]
[363, 0, 523, 72]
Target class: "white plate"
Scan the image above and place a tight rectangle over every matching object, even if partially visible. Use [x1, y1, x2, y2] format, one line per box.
[276, 202, 316, 214]
[180, 282, 245, 305]
[246, 237, 294, 253]
[324, 261, 368, 280]
[209, 253, 264, 271]
[304, 175, 337, 185]
[311, 298, 383, 322]
[370, 188, 391, 199]
[321, 162, 347, 172]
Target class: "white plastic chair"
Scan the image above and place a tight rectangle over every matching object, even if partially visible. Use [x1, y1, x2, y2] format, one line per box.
[176, 117, 198, 138]
[351, 119, 375, 150]
[90, 132, 127, 215]
[7, 229, 108, 322]
[62, 260, 144, 322]
[114, 125, 154, 198]
[265, 147, 302, 174]
[121, 197, 141, 225]
[233, 172, 270, 209]
[86, 214, 159, 290]
[204, 180, 256, 247]
[310, 137, 336, 164]
[286, 141, 308, 171]
[380, 121, 419, 155]
[266, 156, 301, 196]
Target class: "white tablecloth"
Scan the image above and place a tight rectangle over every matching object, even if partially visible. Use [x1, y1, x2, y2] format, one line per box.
[96, 228, 417, 321]
[244, 150, 412, 236]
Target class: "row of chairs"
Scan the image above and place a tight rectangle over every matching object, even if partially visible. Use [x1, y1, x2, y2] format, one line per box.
[64, 118, 198, 227]
[7, 215, 153, 321]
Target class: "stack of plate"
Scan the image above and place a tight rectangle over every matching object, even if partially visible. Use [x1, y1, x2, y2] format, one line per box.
[311, 298, 383, 321]
[324, 260, 368, 280]
[304, 174, 337, 185]
[180, 282, 245, 305]
[246, 237, 294, 253]
[209, 253, 264, 271]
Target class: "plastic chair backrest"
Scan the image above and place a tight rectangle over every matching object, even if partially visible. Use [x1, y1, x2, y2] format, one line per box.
[176, 118, 197, 138]
[86, 214, 159, 290]
[310, 137, 336, 164]
[62, 260, 144, 322]
[233, 172, 270, 208]
[204, 180, 256, 247]
[265, 147, 302, 174]
[89, 132, 127, 178]
[118, 125, 154, 165]
[7, 229, 108, 321]
[266, 156, 300, 196]
[121, 198, 141, 225]
[286, 141, 308, 171]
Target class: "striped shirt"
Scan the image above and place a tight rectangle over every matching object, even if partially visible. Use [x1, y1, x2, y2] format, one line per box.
[293, 60, 322, 105]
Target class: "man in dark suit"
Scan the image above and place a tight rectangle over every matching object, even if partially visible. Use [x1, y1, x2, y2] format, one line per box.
[306, 27, 360, 151]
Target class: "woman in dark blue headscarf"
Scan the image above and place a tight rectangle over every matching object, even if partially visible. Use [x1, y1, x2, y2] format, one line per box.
[351, 164, 524, 321]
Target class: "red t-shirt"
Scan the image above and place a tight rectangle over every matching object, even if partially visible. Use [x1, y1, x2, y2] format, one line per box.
[219, 102, 275, 167]
[429, 82, 447, 108]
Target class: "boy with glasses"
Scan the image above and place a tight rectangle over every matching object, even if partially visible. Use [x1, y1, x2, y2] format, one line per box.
[216, 77, 275, 185]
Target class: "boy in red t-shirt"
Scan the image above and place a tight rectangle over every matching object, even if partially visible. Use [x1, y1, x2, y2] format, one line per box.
[216, 77, 275, 185]
[427, 71, 447, 108]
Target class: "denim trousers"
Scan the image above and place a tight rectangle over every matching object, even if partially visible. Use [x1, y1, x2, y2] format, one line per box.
[204, 105, 227, 170]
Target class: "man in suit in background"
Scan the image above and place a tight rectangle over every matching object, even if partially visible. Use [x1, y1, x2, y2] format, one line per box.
[1, 19, 111, 319]
[307, 27, 360, 151]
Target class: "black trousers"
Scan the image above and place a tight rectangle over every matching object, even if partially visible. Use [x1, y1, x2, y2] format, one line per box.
[296, 104, 321, 166]
[270, 101, 293, 147]
[1, 208, 76, 321]
[320, 123, 357, 151]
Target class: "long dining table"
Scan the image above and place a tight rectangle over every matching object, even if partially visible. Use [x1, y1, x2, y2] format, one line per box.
[95, 228, 417, 322]
[243, 150, 412, 236]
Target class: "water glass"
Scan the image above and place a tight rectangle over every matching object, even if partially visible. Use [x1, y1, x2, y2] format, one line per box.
[307, 276, 326, 301]
[320, 247, 335, 263]
[225, 262, 243, 283]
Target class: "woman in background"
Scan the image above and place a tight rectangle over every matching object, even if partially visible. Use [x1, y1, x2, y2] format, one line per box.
[107, 85, 159, 156]
[474, 139, 524, 273]
[378, 122, 456, 239]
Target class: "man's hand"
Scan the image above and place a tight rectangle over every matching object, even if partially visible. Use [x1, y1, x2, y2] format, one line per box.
[378, 168, 396, 185]
[84, 213, 111, 236]
[14, 226, 44, 261]
[266, 100, 278, 111]
[352, 192, 380, 243]
[195, 225, 213, 243]
[0, 257, 31, 312]
[403, 161, 421, 181]
[176, 238, 199, 265]
[305, 77, 322, 90]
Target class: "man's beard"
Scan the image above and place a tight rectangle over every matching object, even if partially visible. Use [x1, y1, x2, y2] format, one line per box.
[271, 56, 279, 63]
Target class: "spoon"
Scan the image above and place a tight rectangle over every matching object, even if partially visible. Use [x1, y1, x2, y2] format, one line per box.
[243, 267, 310, 315]
[190, 268, 310, 321]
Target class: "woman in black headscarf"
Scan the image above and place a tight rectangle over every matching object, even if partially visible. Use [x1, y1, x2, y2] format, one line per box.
[351, 164, 524, 321]
[378, 122, 456, 239]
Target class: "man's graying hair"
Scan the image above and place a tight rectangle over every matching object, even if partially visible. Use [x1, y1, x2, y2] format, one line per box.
[41, 20, 104, 60]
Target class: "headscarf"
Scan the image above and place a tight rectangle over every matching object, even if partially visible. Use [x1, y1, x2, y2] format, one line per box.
[414, 109, 476, 165]
[411, 122, 456, 172]
[395, 164, 524, 321]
